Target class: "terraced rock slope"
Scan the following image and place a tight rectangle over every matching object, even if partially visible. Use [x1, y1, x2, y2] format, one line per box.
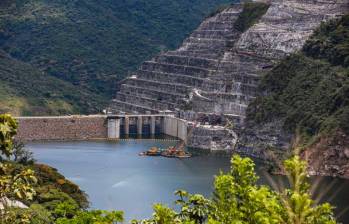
[110, 0, 348, 124]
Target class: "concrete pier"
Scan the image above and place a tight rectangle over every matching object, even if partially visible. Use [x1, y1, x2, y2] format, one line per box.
[107, 118, 120, 139]
[124, 116, 130, 135]
[15, 114, 189, 143]
[137, 116, 143, 135]
[150, 116, 156, 135]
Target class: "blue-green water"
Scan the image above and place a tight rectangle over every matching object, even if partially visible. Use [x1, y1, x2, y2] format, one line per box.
[27, 139, 349, 222]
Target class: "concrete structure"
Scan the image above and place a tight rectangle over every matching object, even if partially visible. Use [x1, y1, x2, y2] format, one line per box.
[107, 117, 121, 139]
[15, 115, 190, 143]
[16, 115, 108, 141]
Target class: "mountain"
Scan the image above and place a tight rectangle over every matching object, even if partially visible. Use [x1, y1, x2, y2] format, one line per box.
[109, 0, 347, 116]
[0, 50, 106, 116]
[242, 14, 349, 177]
[0, 0, 233, 109]
[109, 0, 349, 177]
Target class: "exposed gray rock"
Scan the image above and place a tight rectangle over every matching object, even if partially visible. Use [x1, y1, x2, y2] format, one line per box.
[236, 0, 349, 59]
[109, 5, 245, 115]
[187, 125, 238, 150]
[109, 0, 347, 152]
[345, 149, 349, 159]
[0, 197, 28, 209]
[110, 0, 347, 120]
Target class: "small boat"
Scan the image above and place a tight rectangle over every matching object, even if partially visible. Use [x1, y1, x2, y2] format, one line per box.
[161, 151, 176, 158]
[139, 147, 162, 156]
[161, 147, 177, 157]
[140, 146, 192, 158]
[175, 150, 192, 158]
[161, 147, 192, 159]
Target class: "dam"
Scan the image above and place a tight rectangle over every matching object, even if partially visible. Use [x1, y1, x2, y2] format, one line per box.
[15, 115, 190, 143]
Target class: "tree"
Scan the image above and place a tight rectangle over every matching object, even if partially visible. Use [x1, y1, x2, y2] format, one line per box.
[279, 156, 336, 224]
[0, 114, 37, 222]
[0, 114, 18, 159]
[11, 140, 35, 165]
[55, 210, 124, 224]
[174, 190, 210, 223]
[209, 155, 337, 224]
[208, 155, 283, 224]
[136, 155, 337, 224]
[131, 204, 183, 224]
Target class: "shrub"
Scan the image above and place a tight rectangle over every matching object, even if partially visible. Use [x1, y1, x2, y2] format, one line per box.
[234, 2, 270, 32]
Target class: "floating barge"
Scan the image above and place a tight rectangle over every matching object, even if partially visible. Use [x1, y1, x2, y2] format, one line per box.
[139, 146, 191, 158]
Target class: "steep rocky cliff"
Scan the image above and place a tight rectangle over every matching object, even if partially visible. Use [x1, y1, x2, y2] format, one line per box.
[111, 0, 348, 176]
[240, 14, 349, 178]
[111, 0, 347, 119]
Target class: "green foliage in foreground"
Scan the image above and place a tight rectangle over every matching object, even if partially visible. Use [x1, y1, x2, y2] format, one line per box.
[0, 114, 38, 223]
[0, 114, 88, 223]
[134, 155, 336, 224]
[55, 210, 124, 224]
[0, 114, 18, 158]
[246, 15, 349, 142]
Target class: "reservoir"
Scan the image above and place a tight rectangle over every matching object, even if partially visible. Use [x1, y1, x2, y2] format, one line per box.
[27, 138, 349, 222]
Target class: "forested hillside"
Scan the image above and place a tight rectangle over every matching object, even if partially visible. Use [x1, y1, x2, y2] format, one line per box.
[0, 0, 233, 115]
[247, 14, 349, 141]
[244, 15, 349, 177]
[0, 50, 106, 115]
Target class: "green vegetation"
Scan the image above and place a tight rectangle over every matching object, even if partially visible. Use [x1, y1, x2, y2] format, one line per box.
[0, 0, 234, 115]
[234, 1, 270, 32]
[304, 15, 349, 68]
[0, 114, 38, 222]
[246, 15, 349, 143]
[132, 155, 336, 224]
[0, 50, 107, 115]
[56, 210, 124, 224]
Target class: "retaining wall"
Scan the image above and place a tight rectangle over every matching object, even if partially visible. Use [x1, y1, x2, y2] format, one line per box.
[16, 116, 108, 141]
[15, 115, 188, 142]
[163, 116, 189, 143]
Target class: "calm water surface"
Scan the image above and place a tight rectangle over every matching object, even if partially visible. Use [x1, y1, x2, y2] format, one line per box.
[27, 139, 349, 222]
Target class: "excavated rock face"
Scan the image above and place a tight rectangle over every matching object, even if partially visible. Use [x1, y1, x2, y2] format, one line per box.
[110, 5, 246, 115]
[188, 125, 238, 150]
[303, 131, 349, 178]
[110, 0, 347, 119]
[236, 0, 349, 59]
[110, 0, 347, 151]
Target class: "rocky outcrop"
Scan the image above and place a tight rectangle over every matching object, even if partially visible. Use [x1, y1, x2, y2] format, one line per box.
[0, 197, 28, 209]
[236, 120, 292, 159]
[304, 131, 349, 178]
[110, 0, 348, 155]
[187, 125, 238, 150]
[111, 0, 347, 118]
[109, 4, 247, 116]
[236, 0, 348, 59]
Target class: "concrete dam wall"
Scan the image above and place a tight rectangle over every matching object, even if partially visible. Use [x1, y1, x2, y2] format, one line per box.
[16, 116, 108, 141]
[15, 115, 190, 143]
